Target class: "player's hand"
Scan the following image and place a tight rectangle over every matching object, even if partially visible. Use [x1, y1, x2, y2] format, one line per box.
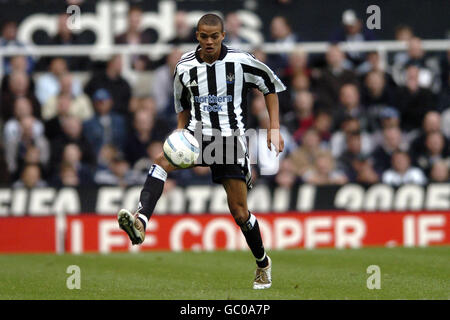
[267, 127, 284, 156]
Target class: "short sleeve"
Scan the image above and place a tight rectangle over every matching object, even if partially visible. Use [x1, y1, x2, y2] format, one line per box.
[241, 56, 286, 95]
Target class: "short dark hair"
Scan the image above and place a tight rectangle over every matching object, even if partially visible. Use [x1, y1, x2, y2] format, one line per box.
[273, 15, 292, 31]
[128, 5, 143, 14]
[197, 13, 224, 32]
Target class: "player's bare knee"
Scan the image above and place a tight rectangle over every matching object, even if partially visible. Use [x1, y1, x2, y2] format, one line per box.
[229, 204, 249, 225]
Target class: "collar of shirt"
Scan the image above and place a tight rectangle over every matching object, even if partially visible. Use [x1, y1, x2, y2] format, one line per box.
[195, 43, 228, 64]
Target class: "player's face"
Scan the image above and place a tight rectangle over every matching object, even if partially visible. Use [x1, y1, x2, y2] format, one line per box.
[196, 24, 225, 61]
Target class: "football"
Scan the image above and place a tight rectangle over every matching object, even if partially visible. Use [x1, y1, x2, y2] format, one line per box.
[163, 129, 200, 168]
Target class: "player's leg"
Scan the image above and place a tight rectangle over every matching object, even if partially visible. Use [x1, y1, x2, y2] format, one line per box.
[118, 151, 178, 245]
[222, 178, 272, 289]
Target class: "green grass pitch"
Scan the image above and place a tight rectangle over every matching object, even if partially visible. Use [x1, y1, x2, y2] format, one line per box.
[1, 247, 449, 300]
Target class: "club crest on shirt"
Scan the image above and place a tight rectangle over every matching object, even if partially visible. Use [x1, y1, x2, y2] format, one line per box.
[226, 73, 235, 84]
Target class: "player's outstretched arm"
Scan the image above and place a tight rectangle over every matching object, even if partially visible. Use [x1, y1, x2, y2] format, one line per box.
[264, 93, 284, 156]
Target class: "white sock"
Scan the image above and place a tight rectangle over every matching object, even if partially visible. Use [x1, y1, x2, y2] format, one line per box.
[137, 213, 148, 230]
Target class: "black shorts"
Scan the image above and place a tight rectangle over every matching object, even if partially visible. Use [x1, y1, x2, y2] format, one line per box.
[188, 131, 253, 190]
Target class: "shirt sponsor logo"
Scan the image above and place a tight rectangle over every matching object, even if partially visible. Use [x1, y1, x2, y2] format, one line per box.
[203, 104, 223, 112]
[195, 95, 232, 112]
[194, 95, 232, 104]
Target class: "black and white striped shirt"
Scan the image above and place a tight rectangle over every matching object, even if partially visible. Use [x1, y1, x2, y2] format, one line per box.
[174, 44, 286, 136]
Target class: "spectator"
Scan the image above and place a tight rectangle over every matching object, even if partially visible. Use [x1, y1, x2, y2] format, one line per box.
[369, 106, 403, 148]
[356, 51, 390, 78]
[84, 55, 132, 116]
[335, 83, 369, 131]
[53, 143, 93, 186]
[129, 141, 178, 191]
[44, 93, 73, 140]
[151, 48, 183, 117]
[131, 141, 163, 181]
[392, 25, 415, 70]
[168, 11, 196, 44]
[382, 150, 427, 186]
[349, 154, 380, 185]
[429, 161, 450, 182]
[313, 44, 357, 112]
[285, 48, 309, 78]
[274, 158, 298, 188]
[3, 97, 44, 146]
[394, 25, 414, 42]
[5, 115, 49, 180]
[49, 115, 96, 170]
[0, 21, 20, 46]
[1, 71, 41, 121]
[361, 71, 398, 131]
[330, 9, 376, 67]
[124, 107, 166, 166]
[337, 131, 375, 182]
[311, 110, 333, 145]
[96, 144, 119, 171]
[288, 128, 325, 177]
[0, 20, 34, 73]
[46, 13, 91, 70]
[290, 72, 311, 92]
[128, 96, 171, 136]
[413, 131, 450, 177]
[267, 15, 299, 74]
[362, 70, 396, 110]
[330, 116, 373, 158]
[396, 64, 436, 132]
[82, 88, 127, 157]
[283, 90, 315, 143]
[1, 55, 34, 95]
[35, 57, 82, 106]
[282, 48, 311, 98]
[224, 12, 249, 46]
[55, 163, 80, 187]
[94, 152, 135, 187]
[270, 15, 298, 45]
[12, 164, 47, 188]
[115, 6, 154, 71]
[409, 111, 442, 159]
[392, 37, 441, 92]
[302, 150, 348, 185]
[372, 126, 406, 175]
[42, 73, 93, 121]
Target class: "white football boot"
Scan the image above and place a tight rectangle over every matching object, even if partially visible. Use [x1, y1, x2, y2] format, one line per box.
[118, 209, 145, 245]
[253, 256, 272, 289]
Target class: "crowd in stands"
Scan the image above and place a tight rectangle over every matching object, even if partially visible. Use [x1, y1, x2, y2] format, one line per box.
[0, 8, 449, 189]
